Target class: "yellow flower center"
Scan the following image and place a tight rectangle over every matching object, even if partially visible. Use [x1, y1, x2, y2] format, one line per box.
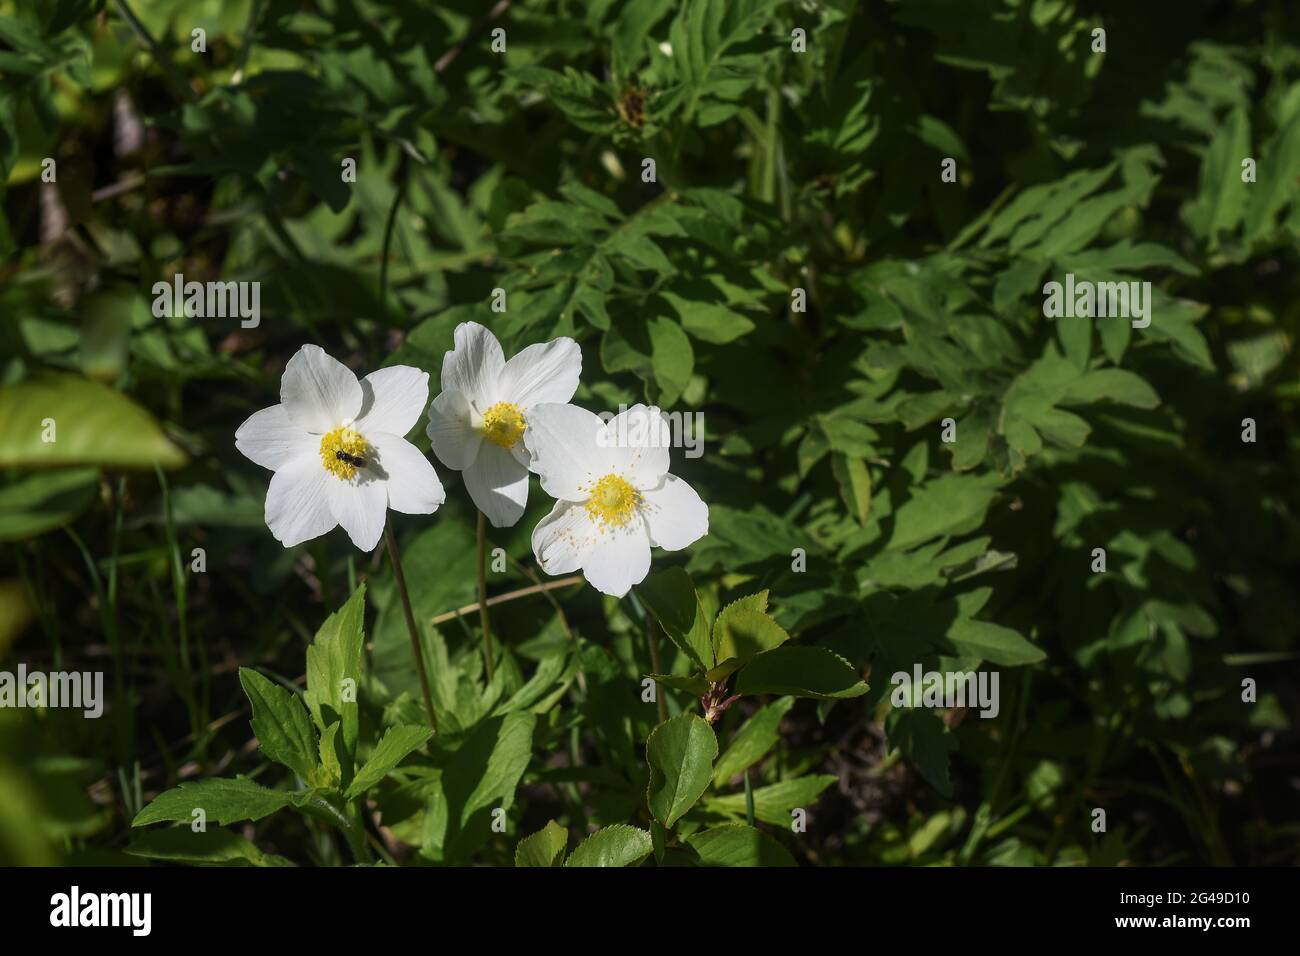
[584, 473, 641, 530]
[481, 401, 526, 449]
[319, 426, 370, 481]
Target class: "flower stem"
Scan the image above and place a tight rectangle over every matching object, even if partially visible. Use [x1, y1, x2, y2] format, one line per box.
[647, 615, 667, 724]
[383, 524, 436, 733]
[476, 512, 495, 683]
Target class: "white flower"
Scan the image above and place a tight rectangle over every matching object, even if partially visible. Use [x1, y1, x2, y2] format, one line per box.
[523, 403, 708, 597]
[235, 345, 445, 551]
[424, 321, 582, 528]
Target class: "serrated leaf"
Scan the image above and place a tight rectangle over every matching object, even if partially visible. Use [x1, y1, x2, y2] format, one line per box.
[565, 825, 653, 867]
[126, 828, 295, 867]
[710, 606, 790, 682]
[515, 820, 568, 867]
[238, 668, 318, 782]
[733, 646, 868, 700]
[345, 725, 433, 798]
[646, 713, 718, 827]
[636, 568, 712, 670]
[303, 585, 366, 784]
[132, 778, 297, 827]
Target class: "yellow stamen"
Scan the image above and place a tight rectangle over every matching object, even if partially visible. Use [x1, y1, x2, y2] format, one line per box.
[319, 426, 369, 481]
[583, 473, 641, 530]
[481, 401, 526, 449]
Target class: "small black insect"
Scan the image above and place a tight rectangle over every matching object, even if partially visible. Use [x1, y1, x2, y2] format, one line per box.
[335, 449, 368, 469]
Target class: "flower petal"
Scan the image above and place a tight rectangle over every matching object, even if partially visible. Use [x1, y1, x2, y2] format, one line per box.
[500, 337, 582, 409]
[582, 519, 652, 597]
[523, 403, 613, 501]
[441, 321, 505, 411]
[265, 453, 336, 547]
[325, 473, 388, 551]
[280, 344, 363, 433]
[355, 365, 429, 438]
[531, 499, 599, 575]
[425, 388, 482, 471]
[463, 441, 529, 528]
[641, 474, 709, 550]
[369, 432, 445, 515]
[603, 404, 671, 489]
[236, 404, 314, 471]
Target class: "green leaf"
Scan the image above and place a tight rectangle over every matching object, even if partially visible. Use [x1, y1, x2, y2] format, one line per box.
[889, 710, 957, 797]
[889, 474, 1001, 551]
[831, 453, 872, 524]
[648, 316, 694, 406]
[685, 824, 796, 867]
[303, 585, 366, 784]
[564, 825, 653, 867]
[132, 778, 296, 827]
[515, 820, 568, 867]
[668, 0, 782, 125]
[646, 713, 718, 827]
[126, 827, 295, 867]
[713, 696, 794, 786]
[238, 668, 319, 782]
[710, 603, 790, 682]
[636, 568, 713, 670]
[663, 293, 756, 344]
[345, 725, 433, 798]
[943, 619, 1045, 666]
[704, 776, 837, 826]
[733, 646, 869, 700]
[0, 468, 97, 541]
[649, 673, 712, 696]
[436, 713, 536, 862]
[1187, 105, 1250, 247]
[1063, 369, 1160, 409]
[0, 374, 187, 469]
[317, 723, 342, 790]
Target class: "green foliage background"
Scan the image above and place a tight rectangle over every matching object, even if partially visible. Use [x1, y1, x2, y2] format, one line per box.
[1, 0, 1297, 866]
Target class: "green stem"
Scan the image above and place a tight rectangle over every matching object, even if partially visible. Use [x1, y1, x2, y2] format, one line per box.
[384, 524, 437, 733]
[476, 512, 495, 683]
[110, 0, 194, 101]
[647, 615, 667, 723]
[234, 0, 264, 76]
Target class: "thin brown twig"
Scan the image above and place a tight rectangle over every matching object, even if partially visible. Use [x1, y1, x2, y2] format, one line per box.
[507, 554, 573, 641]
[430, 575, 584, 626]
[507, 554, 587, 694]
[434, 0, 512, 74]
